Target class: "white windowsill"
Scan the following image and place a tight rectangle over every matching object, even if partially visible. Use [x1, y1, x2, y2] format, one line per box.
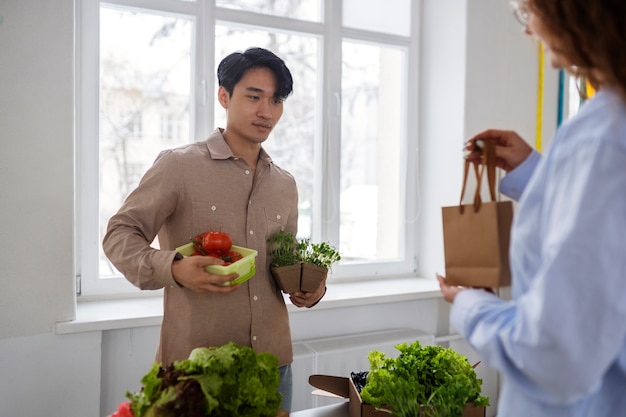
[55, 276, 442, 335]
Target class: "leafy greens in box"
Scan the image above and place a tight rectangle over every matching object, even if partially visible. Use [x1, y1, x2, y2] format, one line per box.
[360, 341, 489, 417]
[126, 342, 281, 417]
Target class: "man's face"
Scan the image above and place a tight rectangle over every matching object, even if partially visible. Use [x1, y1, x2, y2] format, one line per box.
[218, 66, 284, 145]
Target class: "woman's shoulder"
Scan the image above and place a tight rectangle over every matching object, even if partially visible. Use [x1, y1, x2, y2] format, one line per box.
[558, 89, 626, 151]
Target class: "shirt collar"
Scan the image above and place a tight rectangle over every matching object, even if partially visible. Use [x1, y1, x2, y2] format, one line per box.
[205, 128, 274, 165]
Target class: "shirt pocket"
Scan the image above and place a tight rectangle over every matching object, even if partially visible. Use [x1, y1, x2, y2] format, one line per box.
[192, 200, 236, 234]
[265, 207, 289, 236]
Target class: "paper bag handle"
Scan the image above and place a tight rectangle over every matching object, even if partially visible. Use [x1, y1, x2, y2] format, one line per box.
[458, 142, 497, 213]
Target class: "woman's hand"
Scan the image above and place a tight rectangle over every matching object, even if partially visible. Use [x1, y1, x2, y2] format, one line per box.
[438, 274, 496, 303]
[465, 129, 533, 172]
[437, 274, 466, 303]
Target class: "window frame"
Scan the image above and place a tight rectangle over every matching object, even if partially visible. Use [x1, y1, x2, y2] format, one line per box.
[76, 0, 422, 298]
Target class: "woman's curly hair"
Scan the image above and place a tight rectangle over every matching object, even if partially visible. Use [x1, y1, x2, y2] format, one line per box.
[528, 0, 626, 99]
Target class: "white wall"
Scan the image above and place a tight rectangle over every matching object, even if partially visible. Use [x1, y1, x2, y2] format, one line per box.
[417, 0, 558, 278]
[0, 1, 558, 416]
[0, 0, 76, 338]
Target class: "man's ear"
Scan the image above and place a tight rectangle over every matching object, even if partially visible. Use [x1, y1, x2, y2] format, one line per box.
[217, 86, 229, 109]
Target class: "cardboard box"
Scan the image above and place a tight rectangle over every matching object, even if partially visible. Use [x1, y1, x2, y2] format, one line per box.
[309, 374, 485, 417]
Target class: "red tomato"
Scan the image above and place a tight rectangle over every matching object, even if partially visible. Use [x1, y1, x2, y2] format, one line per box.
[225, 251, 243, 263]
[112, 402, 133, 417]
[202, 231, 233, 255]
[191, 232, 209, 255]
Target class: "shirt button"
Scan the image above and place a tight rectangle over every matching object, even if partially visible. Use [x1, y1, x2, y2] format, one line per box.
[253, 295, 258, 301]
[276, 214, 281, 220]
[252, 336, 258, 341]
[245, 170, 250, 175]
[211, 205, 217, 212]
[249, 230, 254, 235]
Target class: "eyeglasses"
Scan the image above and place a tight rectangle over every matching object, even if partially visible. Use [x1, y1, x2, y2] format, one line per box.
[509, 1, 529, 26]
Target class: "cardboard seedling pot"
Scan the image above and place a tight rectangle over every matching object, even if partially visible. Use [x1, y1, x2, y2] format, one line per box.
[271, 263, 302, 293]
[309, 374, 486, 417]
[300, 263, 328, 292]
[271, 262, 328, 293]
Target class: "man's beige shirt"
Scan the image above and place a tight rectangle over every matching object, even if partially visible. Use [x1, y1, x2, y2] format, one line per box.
[103, 128, 298, 366]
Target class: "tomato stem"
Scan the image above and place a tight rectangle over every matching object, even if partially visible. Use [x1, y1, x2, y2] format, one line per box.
[190, 236, 207, 255]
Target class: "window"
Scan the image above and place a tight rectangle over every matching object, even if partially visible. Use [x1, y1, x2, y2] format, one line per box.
[76, 0, 420, 297]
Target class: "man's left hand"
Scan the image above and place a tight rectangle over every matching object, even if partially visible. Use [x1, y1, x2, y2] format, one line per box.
[289, 278, 326, 308]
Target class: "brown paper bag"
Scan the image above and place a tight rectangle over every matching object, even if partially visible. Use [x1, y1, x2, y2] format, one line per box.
[441, 142, 513, 288]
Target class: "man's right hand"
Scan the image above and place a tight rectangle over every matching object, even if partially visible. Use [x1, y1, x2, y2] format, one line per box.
[171, 256, 240, 293]
[465, 129, 533, 172]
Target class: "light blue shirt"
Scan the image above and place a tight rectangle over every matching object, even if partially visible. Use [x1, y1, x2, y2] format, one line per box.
[451, 89, 626, 417]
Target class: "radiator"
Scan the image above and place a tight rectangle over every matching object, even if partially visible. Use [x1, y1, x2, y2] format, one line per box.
[291, 328, 435, 411]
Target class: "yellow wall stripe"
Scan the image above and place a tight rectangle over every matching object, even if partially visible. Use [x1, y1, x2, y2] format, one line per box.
[536, 43, 544, 152]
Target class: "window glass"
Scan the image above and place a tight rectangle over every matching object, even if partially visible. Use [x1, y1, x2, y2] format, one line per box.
[341, 41, 406, 261]
[216, 0, 322, 22]
[81, 0, 417, 295]
[99, 6, 193, 276]
[214, 25, 320, 239]
[343, 0, 411, 36]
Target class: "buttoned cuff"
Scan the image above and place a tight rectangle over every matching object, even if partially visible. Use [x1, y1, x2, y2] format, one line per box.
[500, 150, 541, 201]
[172, 251, 185, 288]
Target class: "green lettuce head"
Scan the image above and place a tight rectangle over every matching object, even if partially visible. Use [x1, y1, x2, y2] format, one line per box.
[360, 341, 489, 417]
[127, 342, 281, 417]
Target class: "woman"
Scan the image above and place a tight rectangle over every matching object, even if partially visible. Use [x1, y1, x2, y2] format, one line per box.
[438, 1, 626, 416]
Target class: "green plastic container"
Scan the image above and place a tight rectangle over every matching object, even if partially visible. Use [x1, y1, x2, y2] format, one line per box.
[176, 242, 258, 286]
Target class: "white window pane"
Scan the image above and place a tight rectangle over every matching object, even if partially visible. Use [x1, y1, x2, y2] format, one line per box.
[341, 41, 406, 261]
[343, 0, 411, 36]
[99, 7, 193, 276]
[216, 0, 322, 22]
[215, 25, 320, 239]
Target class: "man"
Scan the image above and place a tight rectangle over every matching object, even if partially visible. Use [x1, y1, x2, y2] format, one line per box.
[103, 47, 327, 411]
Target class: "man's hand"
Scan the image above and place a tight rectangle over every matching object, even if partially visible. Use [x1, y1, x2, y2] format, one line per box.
[171, 256, 240, 293]
[289, 277, 327, 308]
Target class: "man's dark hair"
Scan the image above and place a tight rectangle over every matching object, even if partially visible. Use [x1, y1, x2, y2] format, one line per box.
[217, 47, 294, 100]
